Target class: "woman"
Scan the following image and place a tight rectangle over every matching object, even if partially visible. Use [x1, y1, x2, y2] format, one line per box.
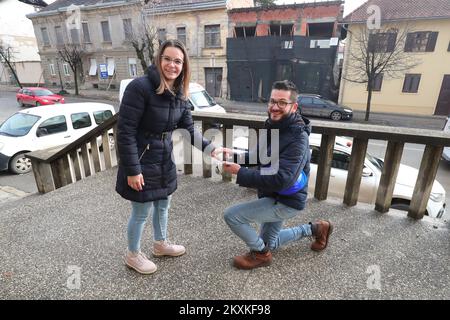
[116, 39, 214, 274]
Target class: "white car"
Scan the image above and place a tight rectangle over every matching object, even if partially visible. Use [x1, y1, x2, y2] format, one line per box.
[0, 103, 115, 174]
[119, 79, 226, 114]
[228, 133, 446, 218]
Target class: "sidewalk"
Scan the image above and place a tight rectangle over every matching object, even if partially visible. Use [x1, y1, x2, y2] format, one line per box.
[1, 168, 449, 299]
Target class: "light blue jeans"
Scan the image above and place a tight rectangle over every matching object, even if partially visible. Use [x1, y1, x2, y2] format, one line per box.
[127, 196, 172, 253]
[224, 197, 312, 252]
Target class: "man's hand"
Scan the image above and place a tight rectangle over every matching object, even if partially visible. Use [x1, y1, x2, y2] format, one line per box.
[128, 174, 145, 191]
[222, 161, 241, 175]
[211, 147, 234, 160]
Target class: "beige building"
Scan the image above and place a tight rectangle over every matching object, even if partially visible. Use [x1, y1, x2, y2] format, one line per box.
[0, 0, 44, 85]
[340, 0, 450, 116]
[145, 0, 253, 97]
[27, 0, 143, 90]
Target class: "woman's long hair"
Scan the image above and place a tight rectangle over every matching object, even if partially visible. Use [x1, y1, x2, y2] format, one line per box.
[155, 39, 190, 99]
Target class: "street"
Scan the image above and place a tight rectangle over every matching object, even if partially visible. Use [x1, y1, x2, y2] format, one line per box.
[0, 90, 448, 219]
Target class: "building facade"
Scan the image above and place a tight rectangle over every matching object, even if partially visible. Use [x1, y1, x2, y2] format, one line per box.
[0, 0, 44, 86]
[144, 0, 253, 98]
[227, 1, 344, 102]
[340, 0, 450, 116]
[27, 0, 143, 90]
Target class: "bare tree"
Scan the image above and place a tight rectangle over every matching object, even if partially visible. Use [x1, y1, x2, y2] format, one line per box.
[120, 0, 161, 75]
[58, 43, 85, 95]
[344, 23, 421, 121]
[0, 41, 22, 88]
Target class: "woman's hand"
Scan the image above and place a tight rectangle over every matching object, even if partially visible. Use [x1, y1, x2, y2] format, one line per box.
[127, 174, 145, 191]
[211, 147, 234, 161]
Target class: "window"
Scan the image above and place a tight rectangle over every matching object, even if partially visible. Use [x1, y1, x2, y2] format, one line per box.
[367, 73, 383, 91]
[448, 41, 450, 52]
[82, 22, 91, 43]
[123, 19, 133, 39]
[205, 25, 220, 47]
[402, 74, 421, 93]
[54, 26, 63, 45]
[158, 28, 166, 43]
[41, 27, 50, 46]
[276, 64, 293, 81]
[37, 115, 67, 135]
[70, 28, 80, 44]
[310, 146, 350, 171]
[101, 21, 111, 42]
[234, 26, 256, 38]
[63, 64, 70, 76]
[128, 58, 137, 77]
[405, 32, 438, 52]
[368, 32, 397, 52]
[93, 110, 113, 125]
[89, 59, 97, 76]
[106, 58, 115, 76]
[49, 64, 56, 76]
[177, 27, 186, 45]
[300, 97, 313, 104]
[269, 24, 293, 36]
[71, 112, 92, 129]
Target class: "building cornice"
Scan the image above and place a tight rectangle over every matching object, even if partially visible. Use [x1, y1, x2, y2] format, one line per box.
[26, 0, 141, 19]
[144, 0, 226, 15]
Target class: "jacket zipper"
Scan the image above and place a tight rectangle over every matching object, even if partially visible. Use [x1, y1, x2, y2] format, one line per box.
[139, 144, 150, 161]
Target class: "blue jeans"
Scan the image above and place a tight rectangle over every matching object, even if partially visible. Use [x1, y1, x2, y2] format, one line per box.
[127, 196, 172, 253]
[224, 197, 312, 252]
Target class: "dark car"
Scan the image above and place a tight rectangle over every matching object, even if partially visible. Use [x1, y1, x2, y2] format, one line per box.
[297, 94, 353, 121]
[16, 87, 65, 107]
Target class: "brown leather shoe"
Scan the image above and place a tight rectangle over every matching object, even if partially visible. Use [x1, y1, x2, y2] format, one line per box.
[311, 220, 333, 251]
[233, 250, 272, 270]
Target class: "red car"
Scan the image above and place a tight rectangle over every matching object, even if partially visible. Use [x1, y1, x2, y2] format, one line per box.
[16, 87, 65, 107]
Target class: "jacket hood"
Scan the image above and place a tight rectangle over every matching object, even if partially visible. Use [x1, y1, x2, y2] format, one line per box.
[146, 64, 183, 99]
[265, 112, 311, 135]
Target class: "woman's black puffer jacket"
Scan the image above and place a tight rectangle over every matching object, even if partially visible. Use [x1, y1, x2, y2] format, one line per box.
[115, 65, 211, 202]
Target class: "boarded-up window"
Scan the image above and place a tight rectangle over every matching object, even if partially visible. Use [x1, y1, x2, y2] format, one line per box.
[402, 74, 421, 93]
[405, 32, 438, 52]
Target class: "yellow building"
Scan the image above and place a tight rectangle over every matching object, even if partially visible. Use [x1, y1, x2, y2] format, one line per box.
[145, 0, 253, 98]
[340, 0, 450, 116]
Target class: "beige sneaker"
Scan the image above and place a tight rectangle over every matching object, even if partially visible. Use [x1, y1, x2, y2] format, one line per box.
[125, 251, 157, 274]
[153, 240, 186, 257]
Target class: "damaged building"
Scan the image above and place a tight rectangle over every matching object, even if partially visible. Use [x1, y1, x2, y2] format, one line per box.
[227, 1, 343, 102]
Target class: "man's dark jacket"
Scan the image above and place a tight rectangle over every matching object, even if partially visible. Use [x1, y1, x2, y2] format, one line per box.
[236, 112, 311, 210]
[115, 65, 210, 202]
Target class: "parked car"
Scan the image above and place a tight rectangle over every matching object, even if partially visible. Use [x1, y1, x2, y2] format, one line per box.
[0, 102, 115, 174]
[16, 87, 65, 107]
[225, 133, 446, 218]
[119, 79, 226, 114]
[443, 116, 450, 162]
[297, 94, 352, 121]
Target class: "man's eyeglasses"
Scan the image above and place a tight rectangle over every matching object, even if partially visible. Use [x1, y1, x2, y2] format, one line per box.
[161, 55, 184, 66]
[268, 99, 294, 109]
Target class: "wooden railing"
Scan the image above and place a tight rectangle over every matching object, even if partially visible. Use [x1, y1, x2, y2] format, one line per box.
[27, 111, 450, 220]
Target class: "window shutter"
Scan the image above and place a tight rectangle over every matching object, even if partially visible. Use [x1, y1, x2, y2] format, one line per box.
[404, 33, 413, 52]
[387, 33, 397, 52]
[425, 32, 438, 52]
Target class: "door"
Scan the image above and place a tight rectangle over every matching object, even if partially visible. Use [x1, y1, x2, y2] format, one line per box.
[312, 97, 329, 117]
[33, 115, 71, 150]
[435, 75, 450, 116]
[299, 97, 314, 116]
[205, 68, 222, 97]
